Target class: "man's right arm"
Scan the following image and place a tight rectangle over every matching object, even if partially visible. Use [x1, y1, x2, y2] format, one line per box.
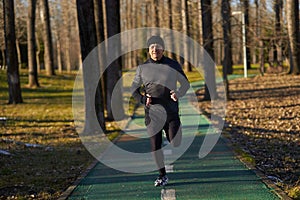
[131, 66, 147, 104]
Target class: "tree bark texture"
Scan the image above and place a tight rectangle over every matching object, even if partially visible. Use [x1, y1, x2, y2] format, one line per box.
[221, 0, 232, 99]
[27, 0, 39, 87]
[40, 0, 55, 76]
[201, 0, 217, 100]
[3, 0, 23, 104]
[286, 0, 300, 74]
[105, 0, 125, 120]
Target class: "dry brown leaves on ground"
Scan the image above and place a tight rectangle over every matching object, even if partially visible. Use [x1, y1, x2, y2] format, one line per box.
[197, 74, 300, 198]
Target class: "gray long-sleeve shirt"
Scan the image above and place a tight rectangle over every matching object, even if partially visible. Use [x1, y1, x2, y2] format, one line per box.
[131, 56, 190, 114]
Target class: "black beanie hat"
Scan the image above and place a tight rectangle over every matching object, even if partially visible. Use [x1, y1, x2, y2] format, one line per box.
[147, 36, 165, 49]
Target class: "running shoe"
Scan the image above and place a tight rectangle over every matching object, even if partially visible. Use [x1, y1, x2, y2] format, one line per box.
[154, 175, 168, 187]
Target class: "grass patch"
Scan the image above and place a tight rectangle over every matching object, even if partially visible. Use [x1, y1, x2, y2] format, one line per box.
[233, 147, 256, 165]
[0, 70, 95, 199]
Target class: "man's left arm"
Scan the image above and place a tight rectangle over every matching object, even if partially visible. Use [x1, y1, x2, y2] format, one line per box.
[175, 69, 190, 98]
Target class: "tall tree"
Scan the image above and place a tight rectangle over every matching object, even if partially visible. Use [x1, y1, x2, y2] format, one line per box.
[258, 0, 267, 74]
[3, 0, 23, 104]
[52, 0, 62, 73]
[105, 0, 125, 120]
[76, 0, 106, 131]
[273, 0, 283, 65]
[241, 0, 251, 69]
[181, 0, 192, 71]
[62, 0, 72, 73]
[253, 0, 259, 64]
[221, 0, 232, 100]
[172, 0, 182, 63]
[286, 0, 300, 74]
[221, 0, 233, 75]
[94, 0, 106, 130]
[15, 0, 26, 69]
[40, 0, 55, 76]
[27, 0, 39, 87]
[167, 0, 176, 60]
[201, 0, 217, 100]
[152, 0, 159, 27]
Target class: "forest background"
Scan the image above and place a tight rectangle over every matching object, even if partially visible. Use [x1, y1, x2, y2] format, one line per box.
[0, 0, 300, 199]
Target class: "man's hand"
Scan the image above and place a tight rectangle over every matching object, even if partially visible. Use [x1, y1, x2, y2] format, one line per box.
[146, 94, 152, 107]
[170, 90, 178, 101]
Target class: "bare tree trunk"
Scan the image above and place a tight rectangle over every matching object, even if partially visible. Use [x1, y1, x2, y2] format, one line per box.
[198, 1, 203, 46]
[105, 0, 125, 121]
[3, 0, 23, 104]
[27, 0, 39, 87]
[40, 0, 55, 76]
[16, 39, 22, 69]
[76, 0, 106, 132]
[126, 0, 133, 67]
[253, 0, 259, 64]
[152, 0, 159, 27]
[181, 0, 191, 71]
[259, 40, 265, 74]
[167, 0, 176, 60]
[56, 35, 62, 73]
[259, 0, 267, 72]
[52, 1, 62, 73]
[274, 0, 283, 64]
[35, 32, 41, 73]
[221, 0, 232, 100]
[201, 0, 217, 100]
[242, 0, 251, 69]
[94, 0, 106, 130]
[72, 0, 82, 70]
[65, 35, 71, 72]
[286, 0, 300, 74]
[62, 1, 72, 73]
[221, 0, 233, 75]
[172, 0, 182, 63]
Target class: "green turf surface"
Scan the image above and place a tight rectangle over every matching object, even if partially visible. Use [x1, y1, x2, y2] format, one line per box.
[68, 135, 279, 200]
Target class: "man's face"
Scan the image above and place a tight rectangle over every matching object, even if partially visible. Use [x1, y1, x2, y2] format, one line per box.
[148, 43, 164, 61]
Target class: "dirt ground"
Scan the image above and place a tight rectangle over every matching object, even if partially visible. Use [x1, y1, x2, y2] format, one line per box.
[197, 74, 300, 198]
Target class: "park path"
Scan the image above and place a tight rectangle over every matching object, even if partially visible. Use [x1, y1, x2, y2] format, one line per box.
[64, 79, 282, 200]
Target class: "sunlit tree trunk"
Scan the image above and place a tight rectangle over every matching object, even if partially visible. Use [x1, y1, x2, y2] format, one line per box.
[40, 0, 55, 76]
[15, 0, 26, 70]
[181, 0, 191, 71]
[152, 0, 159, 27]
[62, 1, 72, 73]
[242, 0, 251, 69]
[167, 0, 176, 60]
[172, 0, 182, 63]
[3, 0, 23, 104]
[286, 0, 300, 74]
[15, 39, 22, 69]
[35, 32, 41, 73]
[52, 1, 62, 73]
[253, 0, 259, 64]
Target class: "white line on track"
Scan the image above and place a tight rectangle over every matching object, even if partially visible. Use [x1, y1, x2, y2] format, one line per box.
[161, 189, 176, 200]
[162, 139, 176, 199]
[165, 165, 174, 173]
